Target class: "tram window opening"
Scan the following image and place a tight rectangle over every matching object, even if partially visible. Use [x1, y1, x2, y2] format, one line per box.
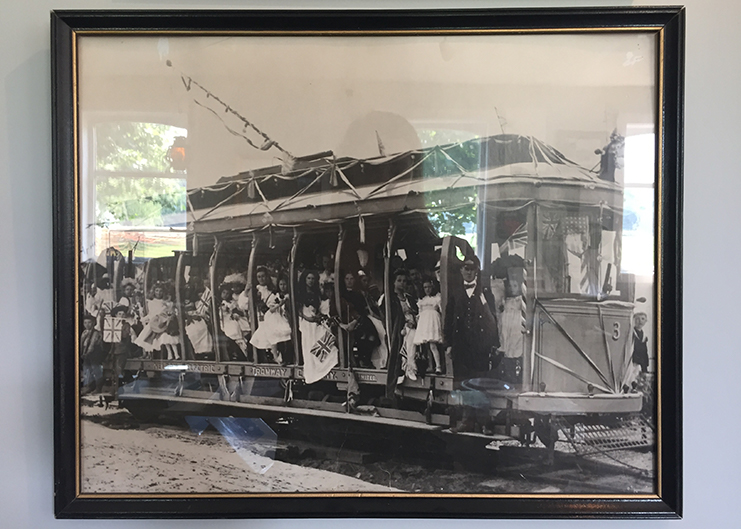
[250, 233, 295, 366]
[533, 206, 622, 299]
[180, 255, 214, 362]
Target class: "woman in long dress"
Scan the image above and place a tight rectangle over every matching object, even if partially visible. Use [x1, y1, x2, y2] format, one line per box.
[357, 270, 388, 369]
[340, 271, 381, 369]
[297, 270, 323, 357]
[381, 269, 419, 381]
[298, 269, 337, 383]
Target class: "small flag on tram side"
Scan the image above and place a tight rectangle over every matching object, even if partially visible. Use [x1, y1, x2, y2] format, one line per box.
[304, 326, 338, 384]
[103, 316, 124, 343]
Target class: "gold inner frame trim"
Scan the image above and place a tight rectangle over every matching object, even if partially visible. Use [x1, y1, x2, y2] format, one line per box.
[78, 492, 661, 500]
[73, 26, 665, 37]
[73, 29, 82, 498]
[655, 26, 665, 499]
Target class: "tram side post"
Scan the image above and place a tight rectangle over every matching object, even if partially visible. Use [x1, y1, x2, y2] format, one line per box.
[174, 251, 188, 361]
[288, 228, 303, 367]
[246, 234, 259, 357]
[334, 224, 346, 368]
[383, 218, 398, 400]
[208, 238, 222, 363]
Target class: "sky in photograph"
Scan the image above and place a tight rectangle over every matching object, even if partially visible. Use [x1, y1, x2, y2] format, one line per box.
[78, 32, 657, 189]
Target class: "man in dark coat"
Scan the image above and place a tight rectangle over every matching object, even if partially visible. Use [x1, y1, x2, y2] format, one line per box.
[444, 255, 501, 382]
[80, 313, 105, 395]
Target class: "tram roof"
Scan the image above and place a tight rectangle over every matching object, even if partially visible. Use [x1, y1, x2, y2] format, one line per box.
[188, 134, 623, 234]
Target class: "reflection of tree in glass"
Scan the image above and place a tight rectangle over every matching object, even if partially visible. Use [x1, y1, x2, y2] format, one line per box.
[419, 131, 480, 238]
[94, 122, 187, 227]
[96, 122, 183, 172]
[425, 188, 477, 238]
[95, 177, 186, 227]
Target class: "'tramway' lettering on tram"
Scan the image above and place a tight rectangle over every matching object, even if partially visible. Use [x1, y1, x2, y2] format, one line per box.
[252, 367, 291, 377]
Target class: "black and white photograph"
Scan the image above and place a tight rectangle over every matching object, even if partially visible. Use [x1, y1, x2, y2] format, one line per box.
[51, 9, 682, 518]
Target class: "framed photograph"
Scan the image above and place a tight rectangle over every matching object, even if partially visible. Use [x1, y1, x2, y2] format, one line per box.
[53, 8, 683, 518]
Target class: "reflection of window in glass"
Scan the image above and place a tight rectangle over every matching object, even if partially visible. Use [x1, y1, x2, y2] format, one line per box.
[93, 121, 187, 259]
[621, 132, 655, 276]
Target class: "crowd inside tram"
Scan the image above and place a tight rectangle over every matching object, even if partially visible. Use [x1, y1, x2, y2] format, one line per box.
[79, 226, 652, 405]
[79, 234, 516, 398]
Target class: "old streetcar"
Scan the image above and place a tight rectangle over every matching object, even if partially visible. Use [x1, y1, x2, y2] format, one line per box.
[85, 133, 650, 456]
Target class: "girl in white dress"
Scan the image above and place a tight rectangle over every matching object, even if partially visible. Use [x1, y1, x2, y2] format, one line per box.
[184, 277, 213, 356]
[250, 276, 292, 364]
[413, 279, 444, 374]
[219, 284, 250, 361]
[134, 282, 179, 359]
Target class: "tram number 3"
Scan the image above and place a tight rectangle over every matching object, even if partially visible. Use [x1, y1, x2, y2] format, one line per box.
[612, 321, 621, 341]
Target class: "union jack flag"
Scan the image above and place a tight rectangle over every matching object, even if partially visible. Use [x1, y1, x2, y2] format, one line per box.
[310, 328, 337, 362]
[103, 316, 124, 343]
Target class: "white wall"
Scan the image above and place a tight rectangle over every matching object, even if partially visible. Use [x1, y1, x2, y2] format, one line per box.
[1, 0, 738, 527]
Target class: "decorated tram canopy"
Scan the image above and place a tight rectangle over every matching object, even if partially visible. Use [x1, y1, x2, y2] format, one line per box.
[186, 134, 623, 234]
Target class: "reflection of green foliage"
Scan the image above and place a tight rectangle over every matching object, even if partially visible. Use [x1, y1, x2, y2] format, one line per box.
[95, 122, 187, 226]
[418, 129, 479, 149]
[96, 177, 186, 226]
[425, 188, 477, 237]
[96, 122, 181, 172]
[418, 130, 481, 238]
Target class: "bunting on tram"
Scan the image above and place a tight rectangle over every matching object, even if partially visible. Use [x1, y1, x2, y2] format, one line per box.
[186, 134, 623, 236]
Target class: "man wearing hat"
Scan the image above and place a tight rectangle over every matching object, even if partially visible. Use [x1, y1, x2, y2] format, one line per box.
[443, 255, 500, 433]
[444, 254, 501, 381]
[443, 254, 501, 432]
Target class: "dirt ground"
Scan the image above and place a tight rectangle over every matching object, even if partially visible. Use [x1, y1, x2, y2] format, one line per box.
[80, 400, 655, 495]
[80, 404, 398, 494]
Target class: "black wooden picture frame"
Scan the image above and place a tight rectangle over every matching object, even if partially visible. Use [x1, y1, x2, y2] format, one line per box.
[53, 7, 683, 519]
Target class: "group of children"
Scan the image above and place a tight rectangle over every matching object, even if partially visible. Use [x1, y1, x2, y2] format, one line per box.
[209, 256, 448, 382]
[217, 267, 294, 364]
[215, 261, 346, 368]
[79, 254, 451, 395]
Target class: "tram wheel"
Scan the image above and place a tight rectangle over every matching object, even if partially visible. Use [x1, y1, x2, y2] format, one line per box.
[534, 415, 556, 450]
